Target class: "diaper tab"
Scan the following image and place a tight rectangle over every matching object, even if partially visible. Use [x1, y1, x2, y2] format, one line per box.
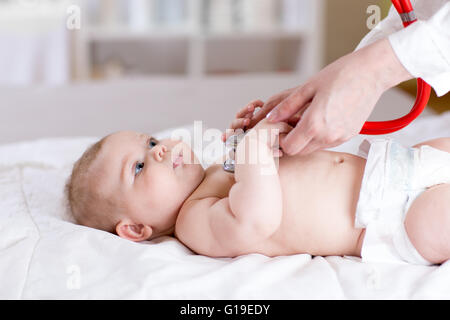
[357, 139, 372, 159]
[355, 139, 392, 228]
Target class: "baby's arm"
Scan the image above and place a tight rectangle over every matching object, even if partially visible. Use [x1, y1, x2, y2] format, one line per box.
[227, 120, 291, 235]
[176, 120, 291, 257]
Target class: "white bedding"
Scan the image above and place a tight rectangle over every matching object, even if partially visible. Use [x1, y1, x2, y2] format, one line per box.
[1, 112, 450, 299]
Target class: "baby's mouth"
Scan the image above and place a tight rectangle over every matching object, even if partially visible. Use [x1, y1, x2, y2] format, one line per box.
[173, 150, 184, 169]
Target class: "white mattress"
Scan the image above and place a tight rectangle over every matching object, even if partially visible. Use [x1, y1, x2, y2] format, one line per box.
[1, 112, 450, 299]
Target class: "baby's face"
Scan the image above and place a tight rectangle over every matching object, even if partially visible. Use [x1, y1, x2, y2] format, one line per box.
[92, 131, 205, 236]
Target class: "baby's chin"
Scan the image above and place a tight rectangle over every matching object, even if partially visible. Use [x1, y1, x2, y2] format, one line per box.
[190, 162, 206, 184]
[183, 162, 206, 193]
[170, 146, 205, 188]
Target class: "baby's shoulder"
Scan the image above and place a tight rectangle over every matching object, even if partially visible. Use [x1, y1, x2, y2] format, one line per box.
[205, 163, 227, 175]
[185, 165, 234, 204]
[175, 194, 229, 257]
[203, 164, 235, 186]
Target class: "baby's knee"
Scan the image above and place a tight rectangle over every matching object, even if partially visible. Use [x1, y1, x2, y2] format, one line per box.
[405, 184, 450, 265]
[413, 138, 450, 153]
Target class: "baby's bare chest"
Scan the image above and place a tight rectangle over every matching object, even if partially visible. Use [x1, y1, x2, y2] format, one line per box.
[187, 165, 235, 201]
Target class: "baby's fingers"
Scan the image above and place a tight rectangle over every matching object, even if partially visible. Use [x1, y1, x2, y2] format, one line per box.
[236, 100, 264, 119]
[273, 148, 284, 158]
[273, 121, 294, 135]
[222, 119, 248, 141]
[231, 118, 250, 130]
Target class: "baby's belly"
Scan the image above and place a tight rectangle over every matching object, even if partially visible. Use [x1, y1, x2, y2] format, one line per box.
[255, 151, 366, 257]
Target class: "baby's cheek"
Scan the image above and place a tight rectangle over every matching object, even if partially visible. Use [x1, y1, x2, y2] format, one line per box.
[147, 171, 176, 193]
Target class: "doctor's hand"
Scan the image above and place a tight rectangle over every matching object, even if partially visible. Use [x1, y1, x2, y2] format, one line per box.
[251, 38, 413, 156]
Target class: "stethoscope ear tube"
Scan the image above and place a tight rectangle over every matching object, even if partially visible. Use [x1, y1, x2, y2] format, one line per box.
[360, 0, 432, 135]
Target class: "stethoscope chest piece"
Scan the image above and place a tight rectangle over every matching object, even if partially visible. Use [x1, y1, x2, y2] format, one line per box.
[223, 131, 246, 173]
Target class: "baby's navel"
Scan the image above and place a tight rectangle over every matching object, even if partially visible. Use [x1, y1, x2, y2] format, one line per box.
[334, 157, 345, 165]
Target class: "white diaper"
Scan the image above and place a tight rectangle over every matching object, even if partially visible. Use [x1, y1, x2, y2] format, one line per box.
[355, 138, 450, 265]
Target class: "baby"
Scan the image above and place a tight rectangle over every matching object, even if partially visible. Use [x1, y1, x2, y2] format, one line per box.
[66, 101, 450, 266]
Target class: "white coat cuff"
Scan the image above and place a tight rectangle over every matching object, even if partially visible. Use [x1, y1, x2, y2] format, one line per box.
[389, 21, 450, 97]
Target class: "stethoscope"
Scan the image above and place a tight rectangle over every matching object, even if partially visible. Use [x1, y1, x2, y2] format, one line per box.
[224, 0, 431, 173]
[361, 0, 431, 134]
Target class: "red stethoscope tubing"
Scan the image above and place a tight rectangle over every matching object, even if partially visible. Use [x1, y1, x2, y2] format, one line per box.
[360, 0, 431, 135]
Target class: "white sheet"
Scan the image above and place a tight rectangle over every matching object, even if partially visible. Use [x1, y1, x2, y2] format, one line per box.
[1, 113, 450, 299]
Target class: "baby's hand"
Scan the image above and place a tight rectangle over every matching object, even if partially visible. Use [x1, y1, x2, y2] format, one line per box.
[247, 119, 293, 157]
[222, 100, 264, 142]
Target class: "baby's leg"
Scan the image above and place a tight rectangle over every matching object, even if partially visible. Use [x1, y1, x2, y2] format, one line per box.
[405, 138, 450, 264]
[413, 137, 450, 152]
[405, 184, 450, 264]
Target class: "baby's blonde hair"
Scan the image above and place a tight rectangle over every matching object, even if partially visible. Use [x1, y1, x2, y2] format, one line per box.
[65, 136, 120, 233]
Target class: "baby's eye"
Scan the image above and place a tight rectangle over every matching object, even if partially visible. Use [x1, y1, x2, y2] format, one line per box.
[135, 162, 144, 176]
[149, 138, 158, 148]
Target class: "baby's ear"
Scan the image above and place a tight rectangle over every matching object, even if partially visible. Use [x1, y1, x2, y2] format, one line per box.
[116, 220, 153, 242]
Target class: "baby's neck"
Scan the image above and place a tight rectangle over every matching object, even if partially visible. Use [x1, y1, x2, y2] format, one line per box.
[149, 225, 175, 240]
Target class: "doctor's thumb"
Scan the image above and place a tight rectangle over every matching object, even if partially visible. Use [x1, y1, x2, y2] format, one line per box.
[279, 120, 312, 156]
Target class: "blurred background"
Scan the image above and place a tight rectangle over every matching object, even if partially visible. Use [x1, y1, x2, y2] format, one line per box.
[0, 0, 448, 143]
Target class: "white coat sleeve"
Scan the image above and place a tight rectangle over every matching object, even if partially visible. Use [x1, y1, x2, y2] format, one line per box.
[356, 0, 450, 97]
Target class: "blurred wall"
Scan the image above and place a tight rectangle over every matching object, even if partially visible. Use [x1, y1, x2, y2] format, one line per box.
[324, 0, 389, 65]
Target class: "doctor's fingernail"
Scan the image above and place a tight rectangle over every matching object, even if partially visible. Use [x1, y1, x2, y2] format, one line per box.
[266, 110, 278, 121]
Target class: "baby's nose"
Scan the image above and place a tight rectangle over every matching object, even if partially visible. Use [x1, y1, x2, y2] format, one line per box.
[153, 145, 168, 162]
